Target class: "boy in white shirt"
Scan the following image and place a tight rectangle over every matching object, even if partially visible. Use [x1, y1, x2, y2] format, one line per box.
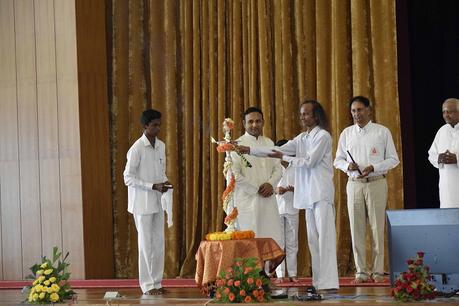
[123, 109, 172, 295]
[274, 139, 299, 283]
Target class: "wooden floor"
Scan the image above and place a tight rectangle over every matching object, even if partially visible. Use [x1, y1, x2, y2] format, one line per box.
[1, 286, 458, 305]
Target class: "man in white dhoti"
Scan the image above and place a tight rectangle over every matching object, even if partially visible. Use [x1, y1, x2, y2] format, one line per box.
[334, 96, 399, 283]
[238, 101, 339, 291]
[428, 98, 459, 208]
[124, 109, 172, 295]
[232, 107, 283, 247]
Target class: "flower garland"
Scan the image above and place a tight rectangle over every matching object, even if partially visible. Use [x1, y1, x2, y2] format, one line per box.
[214, 257, 271, 303]
[391, 251, 436, 302]
[25, 247, 75, 304]
[206, 230, 255, 241]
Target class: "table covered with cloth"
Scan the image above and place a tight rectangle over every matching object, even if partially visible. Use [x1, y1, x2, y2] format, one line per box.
[195, 238, 285, 286]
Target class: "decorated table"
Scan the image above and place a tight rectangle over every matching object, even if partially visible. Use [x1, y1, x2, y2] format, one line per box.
[195, 238, 285, 286]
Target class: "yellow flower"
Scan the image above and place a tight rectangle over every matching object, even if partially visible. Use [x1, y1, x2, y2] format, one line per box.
[40, 262, 48, 269]
[28, 293, 34, 302]
[34, 285, 42, 293]
[39, 292, 46, 299]
[30, 286, 35, 294]
[38, 276, 46, 283]
[32, 279, 39, 286]
[49, 276, 56, 283]
[32, 293, 38, 301]
[50, 292, 59, 302]
[44, 268, 53, 275]
[51, 284, 60, 292]
[44, 280, 50, 286]
[36, 270, 44, 275]
[47, 286, 54, 294]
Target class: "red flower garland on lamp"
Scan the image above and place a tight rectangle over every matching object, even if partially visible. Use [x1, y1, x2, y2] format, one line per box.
[391, 251, 436, 302]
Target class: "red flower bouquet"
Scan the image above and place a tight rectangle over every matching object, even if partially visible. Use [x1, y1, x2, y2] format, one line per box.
[215, 257, 271, 303]
[391, 251, 436, 302]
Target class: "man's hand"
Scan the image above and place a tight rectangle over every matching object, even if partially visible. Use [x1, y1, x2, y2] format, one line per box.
[348, 162, 360, 171]
[286, 185, 294, 192]
[358, 165, 374, 178]
[439, 150, 457, 164]
[236, 145, 250, 154]
[258, 182, 274, 198]
[275, 186, 287, 195]
[268, 150, 283, 159]
[153, 183, 169, 193]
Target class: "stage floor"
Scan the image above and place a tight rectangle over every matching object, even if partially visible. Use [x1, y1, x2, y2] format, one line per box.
[1, 283, 458, 305]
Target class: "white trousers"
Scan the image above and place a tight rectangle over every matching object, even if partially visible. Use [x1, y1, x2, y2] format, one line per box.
[275, 213, 299, 278]
[306, 201, 339, 290]
[133, 212, 165, 293]
[346, 178, 387, 276]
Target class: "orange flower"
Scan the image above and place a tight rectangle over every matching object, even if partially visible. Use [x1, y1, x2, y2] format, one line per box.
[244, 296, 252, 303]
[256, 278, 263, 287]
[231, 230, 255, 240]
[224, 287, 230, 295]
[234, 280, 241, 287]
[227, 279, 234, 286]
[252, 289, 259, 297]
[257, 295, 264, 302]
[228, 293, 235, 301]
[246, 277, 254, 285]
[216, 143, 235, 153]
[215, 292, 222, 300]
[239, 289, 246, 296]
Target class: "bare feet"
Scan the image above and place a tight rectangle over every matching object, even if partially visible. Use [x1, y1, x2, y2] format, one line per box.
[289, 276, 299, 283]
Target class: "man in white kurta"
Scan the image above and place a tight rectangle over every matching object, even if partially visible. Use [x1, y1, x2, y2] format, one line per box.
[274, 156, 299, 282]
[124, 109, 171, 295]
[334, 96, 399, 283]
[428, 98, 459, 208]
[232, 107, 283, 247]
[241, 101, 339, 291]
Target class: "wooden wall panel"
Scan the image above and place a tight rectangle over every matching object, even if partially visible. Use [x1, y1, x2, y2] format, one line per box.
[15, 0, 43, 275]
[34, 0, 63, 260]
[54, 0, 85, 279]
[0, 0, 86, 280]
[0, 0, 23, 280]
[75, 0, 114, 278]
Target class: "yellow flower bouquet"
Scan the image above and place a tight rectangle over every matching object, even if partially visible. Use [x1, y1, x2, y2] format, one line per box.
[25, 247, 75, 304]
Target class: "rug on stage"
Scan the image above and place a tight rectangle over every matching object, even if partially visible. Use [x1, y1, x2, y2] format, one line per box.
[0, 277, 389, 289]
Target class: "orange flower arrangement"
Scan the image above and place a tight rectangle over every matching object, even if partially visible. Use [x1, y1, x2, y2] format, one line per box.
[215, 257, 271, 303]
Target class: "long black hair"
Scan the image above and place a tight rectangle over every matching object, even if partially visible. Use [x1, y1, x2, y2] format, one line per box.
[300, 99, 330, 132]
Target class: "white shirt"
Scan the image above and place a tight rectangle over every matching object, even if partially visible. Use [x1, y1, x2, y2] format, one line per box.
[252, 126, 334, 209]
[428, 123, 459, 208]
[124, 134, 168, 215]
[276, 164, 298, 215]
[334, 121, 399, 178]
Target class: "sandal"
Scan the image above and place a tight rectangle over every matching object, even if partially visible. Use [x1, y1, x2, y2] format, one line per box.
[144, 288, 166, 295]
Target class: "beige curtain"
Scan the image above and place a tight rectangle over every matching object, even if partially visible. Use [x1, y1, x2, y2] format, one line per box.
[109, 0, 403, 278]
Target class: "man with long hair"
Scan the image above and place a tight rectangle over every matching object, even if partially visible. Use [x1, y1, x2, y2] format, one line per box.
[238, 100, 339, 291]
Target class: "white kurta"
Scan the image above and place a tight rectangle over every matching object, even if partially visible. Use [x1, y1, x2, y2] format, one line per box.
[275, 164, 299, 278]
[232, 133, 283, 245]
[428, 123, 459, 208]
[251, 127, 339, 289]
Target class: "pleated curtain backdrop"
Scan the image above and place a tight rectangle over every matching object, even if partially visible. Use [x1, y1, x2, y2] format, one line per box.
[108, 0, 403, 278]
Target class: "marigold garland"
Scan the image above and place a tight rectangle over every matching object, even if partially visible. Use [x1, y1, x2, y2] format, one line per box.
[206, 230, 255, 241]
